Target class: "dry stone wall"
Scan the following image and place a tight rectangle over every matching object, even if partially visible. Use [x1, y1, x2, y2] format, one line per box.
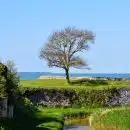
[106, 88, 130, 106]
[26, 88, 130, 107]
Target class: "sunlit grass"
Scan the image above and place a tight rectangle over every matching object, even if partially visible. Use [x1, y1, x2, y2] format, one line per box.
[20, 79, 130, 90]
[90, 106, 130, 130]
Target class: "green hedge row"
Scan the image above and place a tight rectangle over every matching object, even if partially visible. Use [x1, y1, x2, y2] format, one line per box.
[21, 87, 119, 107]
[73, 88, 119, 107]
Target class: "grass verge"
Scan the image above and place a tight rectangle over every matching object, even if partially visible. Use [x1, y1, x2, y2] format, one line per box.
[90, 106, 130, 130]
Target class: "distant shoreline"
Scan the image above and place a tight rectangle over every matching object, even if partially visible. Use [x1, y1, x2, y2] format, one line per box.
[37, 75, 128, 80]
[37, 75, 91, 80]
[19, 72, 130, 80]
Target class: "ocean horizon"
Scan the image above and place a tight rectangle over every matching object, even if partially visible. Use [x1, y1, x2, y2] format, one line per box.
[18, 72, 130, 80]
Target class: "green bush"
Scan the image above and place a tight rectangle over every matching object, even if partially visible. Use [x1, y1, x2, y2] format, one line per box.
[5, 61, 20, 104]
[0, 61, 20, 105]
[22, 87, 119, 107]
[0, 63, 7, 98]
[73, 88, 118, 107]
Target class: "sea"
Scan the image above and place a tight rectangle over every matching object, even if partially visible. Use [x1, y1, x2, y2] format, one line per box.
[19, 72, 130, 80]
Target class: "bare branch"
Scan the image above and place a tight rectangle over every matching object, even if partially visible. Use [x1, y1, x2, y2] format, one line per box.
[40, 27, 95, 83]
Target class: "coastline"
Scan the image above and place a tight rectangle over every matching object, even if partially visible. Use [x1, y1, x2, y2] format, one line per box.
[19, 72, 130, 80]
[37, 75, 92, 80]
[37, 75, 128, 81]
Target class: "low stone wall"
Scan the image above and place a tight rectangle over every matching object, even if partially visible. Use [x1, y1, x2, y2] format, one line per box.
[25, 88, 130, 107]
[27, 90, 74, 107]
[106, 88, 130, 106]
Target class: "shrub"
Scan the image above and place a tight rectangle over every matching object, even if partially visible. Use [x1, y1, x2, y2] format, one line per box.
[0, 63, 8, 98]
[5, 61, 21, 105]
[0, 61, 20, 104]
[22, 87, 119, 107]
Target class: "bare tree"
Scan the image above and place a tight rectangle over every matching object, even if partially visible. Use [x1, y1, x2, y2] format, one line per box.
[40, 27, 94, 83]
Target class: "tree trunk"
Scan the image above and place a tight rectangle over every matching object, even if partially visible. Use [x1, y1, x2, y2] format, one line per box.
[65, 68, 70, 84]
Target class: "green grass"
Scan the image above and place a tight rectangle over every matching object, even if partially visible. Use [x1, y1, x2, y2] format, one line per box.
[20, 79, 130, 90]
[36, 106, 130, 130]
[1, 105, 130, 130]
[38, 107, 94, 117]
[0, 98, 63, 130]
[0, 97, 93, 130]
[90, 106, 130, 130]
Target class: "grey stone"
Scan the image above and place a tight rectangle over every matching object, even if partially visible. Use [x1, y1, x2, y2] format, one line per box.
[106, 88, 130, 106]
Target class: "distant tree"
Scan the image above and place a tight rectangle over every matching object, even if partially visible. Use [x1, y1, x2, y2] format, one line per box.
[40, 27, 94, 83]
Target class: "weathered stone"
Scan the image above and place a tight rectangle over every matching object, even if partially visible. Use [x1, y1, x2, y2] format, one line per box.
[27, 88, 130, 107]
[106, 88, 130, 106]
[28, 91, 71, 107]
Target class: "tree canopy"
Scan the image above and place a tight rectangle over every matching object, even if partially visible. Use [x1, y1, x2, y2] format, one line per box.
[40, 27, 94, 83]
[0, 61, 20, 104]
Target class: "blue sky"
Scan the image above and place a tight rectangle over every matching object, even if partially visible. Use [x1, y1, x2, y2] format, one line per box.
[0, 0, 130, 73]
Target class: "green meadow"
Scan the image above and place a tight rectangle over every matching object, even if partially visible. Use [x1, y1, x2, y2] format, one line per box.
[20, 79, 130, 90]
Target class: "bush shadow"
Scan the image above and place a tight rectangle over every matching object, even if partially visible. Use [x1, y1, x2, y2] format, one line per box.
[0, 97, 63, 130]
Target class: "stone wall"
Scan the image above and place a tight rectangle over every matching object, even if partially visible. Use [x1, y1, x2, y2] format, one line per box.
[26, 88, 130, 107]
[106, 88, 130, 106]
[28, 90, 73, 107]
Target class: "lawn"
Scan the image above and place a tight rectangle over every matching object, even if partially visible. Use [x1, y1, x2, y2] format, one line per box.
[20, 79, 130, 90]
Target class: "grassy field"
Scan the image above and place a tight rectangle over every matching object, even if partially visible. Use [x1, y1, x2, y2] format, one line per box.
[20, 79, 130, 90]
[90, 106, 130, 130]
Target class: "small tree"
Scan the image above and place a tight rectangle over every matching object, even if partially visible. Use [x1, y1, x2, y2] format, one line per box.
[5, 60, 20, 105]
[40, 27, 94, 83]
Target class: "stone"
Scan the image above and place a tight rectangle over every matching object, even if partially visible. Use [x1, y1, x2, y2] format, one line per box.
[106, 88, 130, 106]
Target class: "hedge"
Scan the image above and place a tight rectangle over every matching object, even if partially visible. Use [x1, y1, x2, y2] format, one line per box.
[21, 87, 119, 107]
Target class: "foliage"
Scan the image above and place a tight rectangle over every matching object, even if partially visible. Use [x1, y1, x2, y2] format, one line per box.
[5, 60, 20, 104]
[72, 89, 112, 107]
[21, 85, 118, 107]
[0, 63, 7, 98]
[40, 27, 94, 83]
[0, 76, 6, 98]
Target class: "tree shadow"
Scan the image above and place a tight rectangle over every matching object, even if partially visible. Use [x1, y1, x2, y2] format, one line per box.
[70, 79, 108, 86]
[0, 97, 63, 130]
